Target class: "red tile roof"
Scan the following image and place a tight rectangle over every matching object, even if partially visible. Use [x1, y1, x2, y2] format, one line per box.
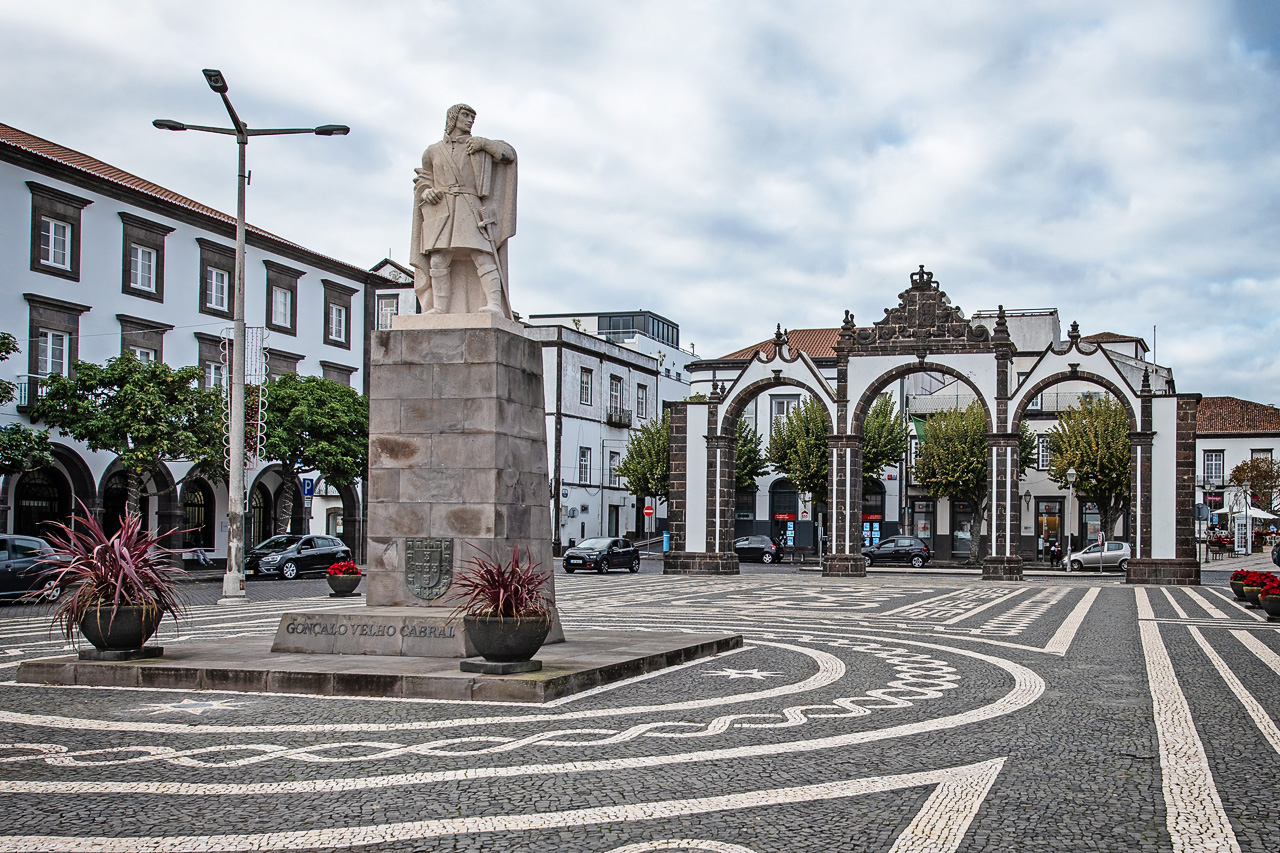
[1082, 332, 1148, 351]
[1198, 397, 1280, 434]
[0, 122, 381, 281]
[721, 328, 840, 360]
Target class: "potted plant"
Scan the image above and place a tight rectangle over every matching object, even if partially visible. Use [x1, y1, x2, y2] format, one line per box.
[1230, 569, 1250, 601]
[326, 560, 362, 597]
[1258, 577, 1280, 621]
[451, 545, 552, 665]
[1242, 571, 1275, 607]
[28, 501, 188, 659]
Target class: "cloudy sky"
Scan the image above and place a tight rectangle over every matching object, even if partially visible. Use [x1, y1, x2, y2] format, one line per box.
[2, 1, 1278, 400]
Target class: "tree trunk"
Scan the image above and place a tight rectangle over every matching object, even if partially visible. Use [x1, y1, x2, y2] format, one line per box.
[970, 495, 990, 565]
[125, 469, 141, 521]
[275, 473, 296, 535]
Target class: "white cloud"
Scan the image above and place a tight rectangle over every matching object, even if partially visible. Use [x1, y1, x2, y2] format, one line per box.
[1, 0, 1278, 400]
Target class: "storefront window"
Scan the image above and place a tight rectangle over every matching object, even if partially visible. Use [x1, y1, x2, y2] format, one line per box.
[952, 501, 975, 559]
[1036, 499, 1062, 562]
[1083, 501, 1101, 542]
[912, 499, 934, 540]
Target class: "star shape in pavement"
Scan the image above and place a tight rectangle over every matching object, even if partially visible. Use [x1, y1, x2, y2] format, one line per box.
[132, 697, 246, 716]
[704, 668, 783, 680]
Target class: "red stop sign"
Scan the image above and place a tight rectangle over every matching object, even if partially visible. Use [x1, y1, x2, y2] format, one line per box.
[644, 505, 655, 518]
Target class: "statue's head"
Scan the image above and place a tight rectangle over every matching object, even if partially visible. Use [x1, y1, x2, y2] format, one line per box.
[444, 104, 477, 134]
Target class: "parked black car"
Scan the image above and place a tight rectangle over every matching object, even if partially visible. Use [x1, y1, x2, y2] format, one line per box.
[562, 538, 640, 573]
[0, 535, 63, 602]
[734, 535, 780, 564]
[862, 536, 931, 568]
[246, 535, 352, 580]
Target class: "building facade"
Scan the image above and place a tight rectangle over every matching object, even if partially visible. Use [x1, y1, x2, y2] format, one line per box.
[0, 123, 385, 562]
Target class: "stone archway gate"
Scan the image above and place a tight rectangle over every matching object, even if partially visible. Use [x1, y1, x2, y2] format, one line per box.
[663, 267, 1199, 584]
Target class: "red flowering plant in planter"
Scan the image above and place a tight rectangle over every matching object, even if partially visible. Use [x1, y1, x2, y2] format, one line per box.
[24, 500, 190, 648]
[327, 560, 361, 577]
[1259, 577, 1280, 599]
[450, 546, 551, 622]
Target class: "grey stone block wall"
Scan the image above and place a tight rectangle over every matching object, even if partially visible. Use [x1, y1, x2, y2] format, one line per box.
[366, 324, 555, 610]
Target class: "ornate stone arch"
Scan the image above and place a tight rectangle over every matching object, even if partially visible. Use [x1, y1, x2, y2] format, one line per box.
[1010, 370, 1138, 431]
[850, 361, 995, 436]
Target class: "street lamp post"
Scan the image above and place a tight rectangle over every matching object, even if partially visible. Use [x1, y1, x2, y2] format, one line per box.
[1243, 480, 1250, 556]
[155, 69, 348, 605]
[1065, 467, 1077, 572]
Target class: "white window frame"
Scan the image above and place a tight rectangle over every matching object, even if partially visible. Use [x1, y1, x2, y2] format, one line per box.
[377, 294, 399, 330]
[1252, 448, 1273, 460]
[204, 361, 225, 389]
[578, 446, 592, 483]
[1204, 450, 1225, 485]
[770, 395, 800, 435]
[129, 346, 156, 364]
[609, 375, 625, 410]
[328, 303, 348, 342]
[636, 384, 648, 420]
[129, 244, 156, 292]
[206, 268, 229, 311]
[1038, 436, 1051, 471]
[271, 285, 292, 328]
[40, 217, 70, 268]
[579, 367, 593, 406]
[609, 451, 621, 487]
[37, 329, 67, 376]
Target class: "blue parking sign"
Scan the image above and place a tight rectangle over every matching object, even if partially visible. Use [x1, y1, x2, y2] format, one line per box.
[302, 478, 315, 497]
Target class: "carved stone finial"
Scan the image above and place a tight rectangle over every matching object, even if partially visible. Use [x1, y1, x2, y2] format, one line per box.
[992, 304, 1010, 343]
[839, 309, 855, 340]
[773, 323, 785, 345]
[1068, 362, 1080, 375]
[1141, 367, 1151, 393]
[1068, 321, 1081, 342]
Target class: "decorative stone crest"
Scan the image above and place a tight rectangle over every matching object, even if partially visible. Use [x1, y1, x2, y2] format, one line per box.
[843, 265, 992, 353]
[405, 537, 453, 600]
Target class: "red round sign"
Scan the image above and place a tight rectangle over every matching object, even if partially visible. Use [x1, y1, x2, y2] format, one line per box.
[644, 505, 655, 518]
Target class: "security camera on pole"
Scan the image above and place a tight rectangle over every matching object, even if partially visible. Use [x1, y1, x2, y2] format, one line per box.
[154, 70, 348, 605]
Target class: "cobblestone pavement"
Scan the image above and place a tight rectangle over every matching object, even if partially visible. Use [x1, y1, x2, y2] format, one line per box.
[0, 568, 1277, 852]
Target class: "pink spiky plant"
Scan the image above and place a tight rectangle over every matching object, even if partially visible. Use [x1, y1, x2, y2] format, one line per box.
[450, 545, 550, 621]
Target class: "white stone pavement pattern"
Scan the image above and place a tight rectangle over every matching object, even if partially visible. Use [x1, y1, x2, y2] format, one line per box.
[0, 571, 1275, 851]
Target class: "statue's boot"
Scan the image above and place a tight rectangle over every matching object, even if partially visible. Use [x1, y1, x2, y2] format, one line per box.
[425, 267, 452, 314]
[477, 263, 507, 316]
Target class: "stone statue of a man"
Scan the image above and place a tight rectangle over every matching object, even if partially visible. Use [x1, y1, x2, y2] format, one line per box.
[410, 104, 517, 318]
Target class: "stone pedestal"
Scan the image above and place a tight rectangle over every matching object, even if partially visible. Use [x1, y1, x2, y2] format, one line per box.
[982, 556, 1023, 581]
[662, 551, 740, 575]
[359, 312, 561, 645]
[821, 554, 867, 577]
[1126, 558, 1200, 586]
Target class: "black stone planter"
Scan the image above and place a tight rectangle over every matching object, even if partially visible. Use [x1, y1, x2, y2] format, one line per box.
[78, 605, 163, 656]
[1230, 580, 1247, 601]
[1244, 585, 1263, 607]
[1260, 594, 1280, 621]
[463, 615, 552, 663]
[327, 574, 362, 597]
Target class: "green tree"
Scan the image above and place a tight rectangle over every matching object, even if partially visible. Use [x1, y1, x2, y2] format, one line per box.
[1228, 457, 1280, 514]
[861, 393, 910, 487]
[767, 397, 830, 500]
[0, 332, 54, 476]
[260, 373, 369, 534]
[32, 354, 220, 517]
[734, 418, 770, 492]
[615, 411, 671, 504]
[1046, 395, 1131, 541]
[912, 402, 1035, 563]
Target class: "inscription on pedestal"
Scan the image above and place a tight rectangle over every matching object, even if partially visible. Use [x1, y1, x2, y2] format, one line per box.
[406, 537, 453, 600]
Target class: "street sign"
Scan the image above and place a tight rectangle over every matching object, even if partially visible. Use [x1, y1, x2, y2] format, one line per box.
[644, 505, 655, 518]
[801, 510, 809, 519]
[302, 478, 315, 497]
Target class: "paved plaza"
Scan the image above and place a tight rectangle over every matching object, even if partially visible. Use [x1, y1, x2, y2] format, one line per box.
[0, 565, 1277, 852]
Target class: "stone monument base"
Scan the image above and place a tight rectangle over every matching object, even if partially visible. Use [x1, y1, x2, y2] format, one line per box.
[270, 607, 565, 658]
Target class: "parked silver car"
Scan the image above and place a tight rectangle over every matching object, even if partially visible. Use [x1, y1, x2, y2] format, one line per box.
[1064, 540, 1130, 571]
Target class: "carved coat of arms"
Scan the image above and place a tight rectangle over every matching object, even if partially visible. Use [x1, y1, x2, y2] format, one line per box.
[405, 538, 453, 600]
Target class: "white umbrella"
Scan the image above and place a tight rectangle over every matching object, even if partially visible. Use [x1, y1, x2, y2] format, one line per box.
[1232, 508, 1279, 520]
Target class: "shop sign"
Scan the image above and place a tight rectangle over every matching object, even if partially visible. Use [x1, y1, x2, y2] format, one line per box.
[773, 512, 796, 521]
[862, 513, 883, 521]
